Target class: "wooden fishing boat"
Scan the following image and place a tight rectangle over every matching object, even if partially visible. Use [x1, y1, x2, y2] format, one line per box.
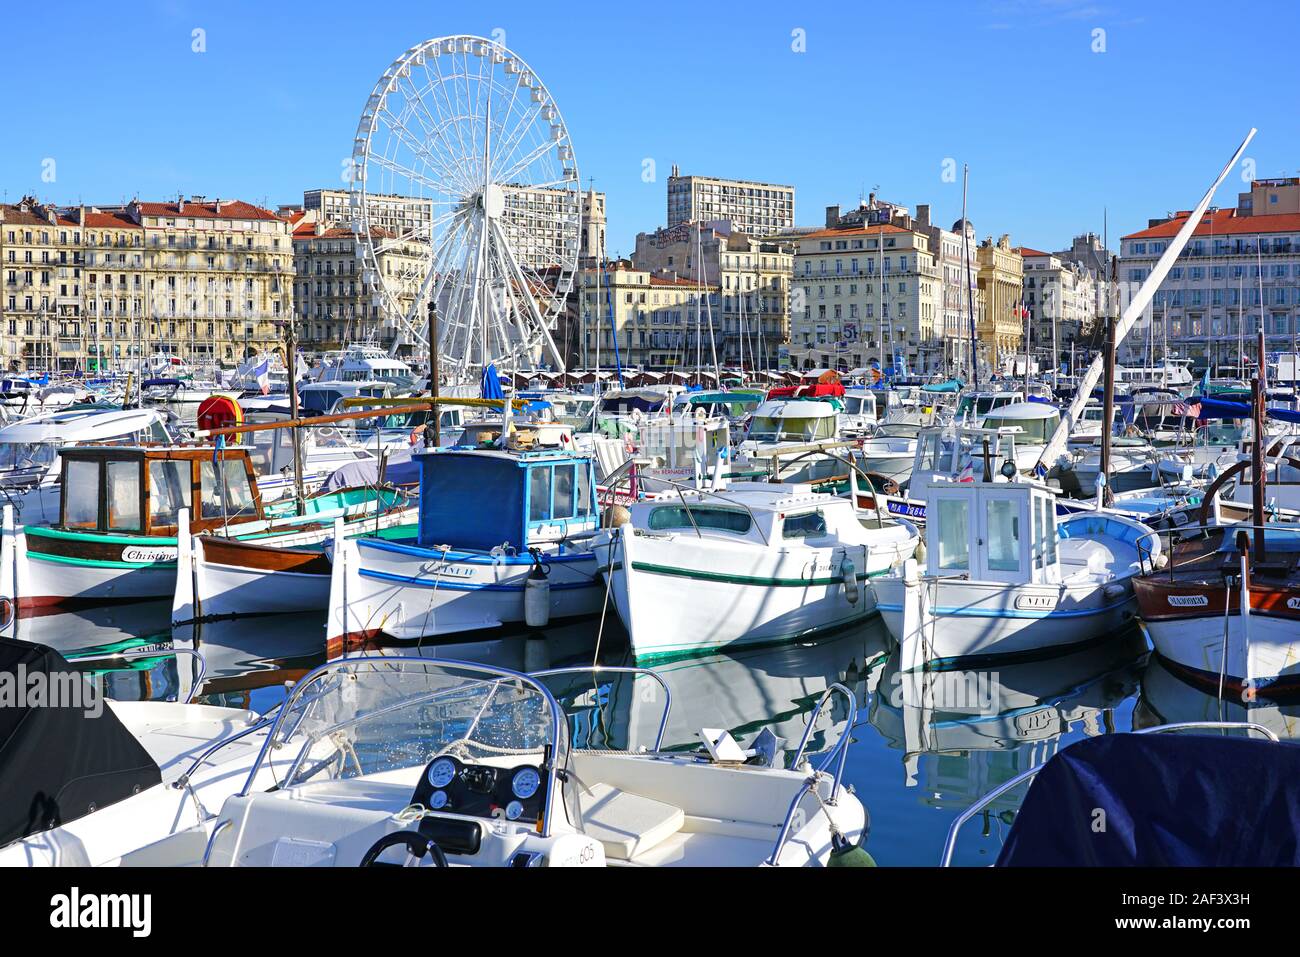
[326, 447, 605, 657]
[0, 443, 411, 612]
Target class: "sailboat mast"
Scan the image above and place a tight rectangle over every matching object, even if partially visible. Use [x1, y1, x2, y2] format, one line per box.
[961, 165, 977, 391]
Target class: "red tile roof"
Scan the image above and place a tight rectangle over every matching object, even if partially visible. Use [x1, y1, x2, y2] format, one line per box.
[1016, 246, 1051, 258]
[648, 274, 709, 288]
[136, 199, 281, 222]
[82, 211, 142, 229]
[1122, 207, 1300, 240]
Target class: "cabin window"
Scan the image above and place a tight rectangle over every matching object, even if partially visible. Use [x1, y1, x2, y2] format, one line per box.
[552, 464, 576, 519]
[648, 505, 751, 535]
[106, 461, 142, 530]
[200, 458, 257, 520]
[576, 464, 592, 517]
[528, 466, 552, 523]
[64, 459, 100, 528]
[783, 510, 827, 539]
[149, 460, 192, 527]
[936, 499, 969, 570]
[986, 499, 1020, 572]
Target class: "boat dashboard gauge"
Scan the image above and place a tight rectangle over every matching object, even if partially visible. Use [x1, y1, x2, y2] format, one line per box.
[411, 755, 548, 826]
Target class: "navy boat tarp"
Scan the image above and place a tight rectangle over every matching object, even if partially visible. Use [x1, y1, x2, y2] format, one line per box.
[0, 638, 162, 847]
[997, 732, 1300, 866]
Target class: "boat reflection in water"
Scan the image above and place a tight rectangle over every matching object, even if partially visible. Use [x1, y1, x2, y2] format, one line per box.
[538, 623, 889, 761]
[1136, 653, 1300, 741]
[866, 630, 1147, 861]
[5, 599, 189, 703]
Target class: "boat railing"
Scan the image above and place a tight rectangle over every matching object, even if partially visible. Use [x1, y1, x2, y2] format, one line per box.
[1135, 522, 1300, 579]
[604, 469, 773, 547]
[67, 647, 207, 705]
[765, 682, 858, 866]
[236, 656, 567, 838]
[530, 665, 672, 753]
[938, 721, 1279, 866]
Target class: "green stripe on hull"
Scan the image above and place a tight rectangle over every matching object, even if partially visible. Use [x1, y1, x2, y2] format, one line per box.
[607, 560, 889, 588]
[630, 613, 880, 664]
[28, 552, 177, 570]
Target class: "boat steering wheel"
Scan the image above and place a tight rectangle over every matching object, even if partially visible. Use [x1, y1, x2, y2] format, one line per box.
[358, 831, 449, 868]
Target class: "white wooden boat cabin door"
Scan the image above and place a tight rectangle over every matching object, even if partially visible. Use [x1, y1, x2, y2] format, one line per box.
[927, 483, 1053, 586]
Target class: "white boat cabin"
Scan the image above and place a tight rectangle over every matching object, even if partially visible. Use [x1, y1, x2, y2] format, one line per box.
[926, 477, 1062, 586]
[627, 482, 863, 548]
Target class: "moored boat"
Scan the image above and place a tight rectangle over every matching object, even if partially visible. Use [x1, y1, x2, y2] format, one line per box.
[873, 471, 1156, 668]
[592, 480, 918, 661]
[325, 446, 605, 656]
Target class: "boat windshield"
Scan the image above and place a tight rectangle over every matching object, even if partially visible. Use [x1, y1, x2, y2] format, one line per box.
[266, 659, 564, 793]
[747, 414, 835, 443]
[981, 413, 1056, 443]
[875, 423, 922, 440]
[0, 441, 57, 471]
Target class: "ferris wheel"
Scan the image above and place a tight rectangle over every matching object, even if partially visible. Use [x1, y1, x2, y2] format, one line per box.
[350, 36, 580, 376]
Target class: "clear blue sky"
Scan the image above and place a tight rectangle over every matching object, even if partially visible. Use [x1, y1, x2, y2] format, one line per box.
[4, 0, 1297, 255]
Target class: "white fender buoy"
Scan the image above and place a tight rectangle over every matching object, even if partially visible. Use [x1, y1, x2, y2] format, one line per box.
[840, 555, 859, 605]
[524, 561, 551, 627]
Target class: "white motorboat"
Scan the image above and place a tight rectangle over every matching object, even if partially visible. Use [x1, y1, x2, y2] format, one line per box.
[856, 422, 923, 489]
[873, 472, 1157, 668]
[738, 397, 843, 482]
[978, 401, 1061, 473]
[313, 343, 415, 390]
[838, 388, 879, 437]
[592, 481, 918, 660]
[183, 656, 868, 867]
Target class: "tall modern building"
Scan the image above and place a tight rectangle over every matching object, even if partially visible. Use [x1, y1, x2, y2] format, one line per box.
[303, 189, 434, 242]
[1118, 177, 1300, 367]
[666, 168, 794, 235]
[498, 186, 605, 271]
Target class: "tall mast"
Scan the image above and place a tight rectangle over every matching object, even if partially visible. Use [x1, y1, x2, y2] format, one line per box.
[961, 165, 977, 391]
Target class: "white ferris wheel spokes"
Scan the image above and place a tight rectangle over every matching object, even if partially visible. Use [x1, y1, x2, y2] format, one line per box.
[351, 36, 580, 377]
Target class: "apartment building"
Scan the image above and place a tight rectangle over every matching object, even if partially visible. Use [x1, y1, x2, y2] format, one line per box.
[1, 195, 293, 371]
[788, 213, 943, 373]
[578, 259, 714, 370]
[1118, 177, 1300, 367]
[632, 221, 792, 368]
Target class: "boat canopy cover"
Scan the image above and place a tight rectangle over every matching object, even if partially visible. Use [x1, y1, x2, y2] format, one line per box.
[1190, 395, 1300, 424]
[997, 733, 1300, 866]
[417, 451, 527, 550]
[920, 379, 963, 393]
[0, 638, 161, 848]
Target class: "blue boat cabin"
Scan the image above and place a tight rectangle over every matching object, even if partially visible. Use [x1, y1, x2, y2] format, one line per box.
[415, 449, 598, 553]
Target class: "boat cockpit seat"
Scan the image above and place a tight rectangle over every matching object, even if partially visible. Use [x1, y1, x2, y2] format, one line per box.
[576, 782, 684, 861]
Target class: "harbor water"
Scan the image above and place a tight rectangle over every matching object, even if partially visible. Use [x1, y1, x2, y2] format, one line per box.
[28, 602, 1236, 866]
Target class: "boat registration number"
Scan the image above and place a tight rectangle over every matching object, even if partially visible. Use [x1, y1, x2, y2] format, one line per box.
[122, 546, 177, 563]
[1014, 594, 1056, 611]
[1167, 594, 1209, 607]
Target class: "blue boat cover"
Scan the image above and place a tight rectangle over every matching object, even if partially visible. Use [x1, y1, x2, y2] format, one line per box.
[1190, 394, 1300, 425]
[997, 733, 1300, 866]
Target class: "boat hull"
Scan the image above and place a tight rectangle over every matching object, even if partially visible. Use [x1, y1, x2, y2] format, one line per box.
[873, 575, 1139, 668]
[1135, 575, 1300, 697]
[594, 524, 914, 660]
[326, 536, 604, 655]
